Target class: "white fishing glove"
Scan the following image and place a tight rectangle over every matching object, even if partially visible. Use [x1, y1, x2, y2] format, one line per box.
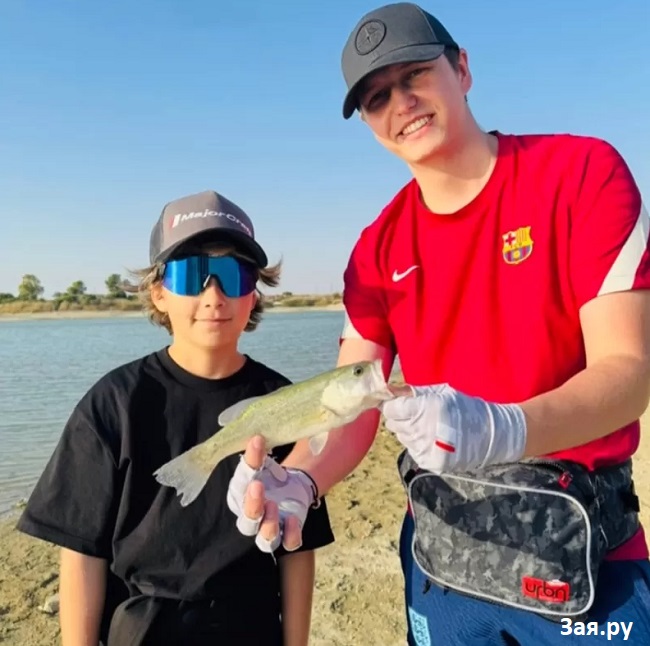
[227, 454, 318, 553]
[381, 384, 528, 473]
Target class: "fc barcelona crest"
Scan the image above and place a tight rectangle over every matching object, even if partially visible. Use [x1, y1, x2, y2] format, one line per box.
[502, 226, 533, 265]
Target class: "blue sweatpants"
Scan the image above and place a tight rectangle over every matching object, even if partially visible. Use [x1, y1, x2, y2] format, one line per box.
[400, 514, 650, 645]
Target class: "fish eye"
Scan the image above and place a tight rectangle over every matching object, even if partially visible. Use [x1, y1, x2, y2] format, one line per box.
[353, 365, 365, 377]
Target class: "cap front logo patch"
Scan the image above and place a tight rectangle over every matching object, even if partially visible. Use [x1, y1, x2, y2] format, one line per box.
[355, 20, 386, 55]
[169, 209, 252, 236]
[502, 226, 533, 265]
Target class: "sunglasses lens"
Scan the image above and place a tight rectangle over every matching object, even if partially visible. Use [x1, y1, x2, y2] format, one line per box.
[162, 255, 257, 297]
[162, 256, 203, 295]
[208, 256, 253, 296]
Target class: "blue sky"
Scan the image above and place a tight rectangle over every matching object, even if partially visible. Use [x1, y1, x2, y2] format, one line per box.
[1, 0, 648, 297]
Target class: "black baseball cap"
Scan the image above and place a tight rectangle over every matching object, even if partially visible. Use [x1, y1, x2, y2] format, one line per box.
[341, 3, 458, 119]
[149, 190, 268, 268]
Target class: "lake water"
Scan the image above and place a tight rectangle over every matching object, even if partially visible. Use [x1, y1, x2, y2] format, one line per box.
[0, 310, 385, 516]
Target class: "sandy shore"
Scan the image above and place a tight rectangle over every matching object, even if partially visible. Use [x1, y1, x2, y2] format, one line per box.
[0, 304, 344, 322]
[2, 416, 649, 645]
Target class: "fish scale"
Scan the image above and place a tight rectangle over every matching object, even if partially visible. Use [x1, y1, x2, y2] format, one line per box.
[153, 359, 396, 506]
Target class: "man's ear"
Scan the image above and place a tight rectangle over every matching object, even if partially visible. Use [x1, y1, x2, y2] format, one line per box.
[457, 48, 473, 97]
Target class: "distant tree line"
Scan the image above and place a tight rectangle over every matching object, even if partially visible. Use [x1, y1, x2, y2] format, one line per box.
[0, 273, 131, 306]
[0, 277, 343, 312]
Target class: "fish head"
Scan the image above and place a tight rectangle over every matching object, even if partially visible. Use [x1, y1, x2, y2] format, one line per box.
[320, 359, 394, 421]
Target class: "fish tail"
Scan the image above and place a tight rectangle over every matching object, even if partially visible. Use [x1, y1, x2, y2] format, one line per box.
[153, 444, 220, 507]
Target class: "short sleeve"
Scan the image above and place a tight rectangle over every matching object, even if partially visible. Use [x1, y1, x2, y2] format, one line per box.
[294, 496, 334, 552]
[341, 231, 394, 350]
[16, 398, 120, 559]
[570, 140, 650, 309]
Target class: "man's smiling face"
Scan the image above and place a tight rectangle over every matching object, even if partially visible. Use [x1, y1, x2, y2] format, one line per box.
[357, 51, 473, 165]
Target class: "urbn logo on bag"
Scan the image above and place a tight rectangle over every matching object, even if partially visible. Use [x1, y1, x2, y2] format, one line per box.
[521, 576, 570, 604]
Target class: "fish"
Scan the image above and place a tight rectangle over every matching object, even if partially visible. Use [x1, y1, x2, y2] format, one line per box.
[153, 358, 397, 506]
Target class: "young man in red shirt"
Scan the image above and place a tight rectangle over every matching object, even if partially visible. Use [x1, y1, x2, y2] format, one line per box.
[227, 3, 650, 643]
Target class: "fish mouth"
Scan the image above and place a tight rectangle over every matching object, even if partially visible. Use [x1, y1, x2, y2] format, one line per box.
[368, 358, 399, 401]
[366, 359, 415, 400]
[387, 383, 414, 397]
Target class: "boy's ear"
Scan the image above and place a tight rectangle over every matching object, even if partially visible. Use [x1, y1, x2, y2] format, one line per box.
[249, 290, 260, 313]
[151, 282, 167, 313]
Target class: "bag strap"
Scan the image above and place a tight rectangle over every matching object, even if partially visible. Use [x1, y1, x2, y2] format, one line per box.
[397, 449, 419, 486]
[592, 459, 640, 550]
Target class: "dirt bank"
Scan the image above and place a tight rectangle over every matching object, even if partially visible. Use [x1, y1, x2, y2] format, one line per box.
[2, 418, 649, 645]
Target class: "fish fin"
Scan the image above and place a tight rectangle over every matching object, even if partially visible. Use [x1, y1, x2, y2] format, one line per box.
[308, 432, 329, 455]
[217, 396, 263, 426]
[153, 444, 216, 507]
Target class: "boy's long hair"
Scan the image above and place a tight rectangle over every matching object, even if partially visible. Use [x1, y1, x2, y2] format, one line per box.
[124, 243, 281, 334]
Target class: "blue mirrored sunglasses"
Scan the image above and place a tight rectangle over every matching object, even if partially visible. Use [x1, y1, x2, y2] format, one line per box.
[162, 255, 258, 298]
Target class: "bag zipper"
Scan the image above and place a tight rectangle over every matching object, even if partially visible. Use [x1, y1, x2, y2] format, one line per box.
[525, 458, 575, 489]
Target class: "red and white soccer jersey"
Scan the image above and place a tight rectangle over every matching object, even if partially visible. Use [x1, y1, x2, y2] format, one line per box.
[341, 132, 650, 559]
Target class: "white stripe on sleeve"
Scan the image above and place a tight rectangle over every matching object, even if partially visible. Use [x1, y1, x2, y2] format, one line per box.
[340, 312, 363, 339]
[598, 202, 650, 296]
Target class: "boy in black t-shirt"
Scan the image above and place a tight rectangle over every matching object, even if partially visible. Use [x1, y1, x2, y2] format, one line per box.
[16, 189, 335, 646]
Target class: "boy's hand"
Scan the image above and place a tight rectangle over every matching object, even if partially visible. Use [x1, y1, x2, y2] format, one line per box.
[226, 436, 315, 553]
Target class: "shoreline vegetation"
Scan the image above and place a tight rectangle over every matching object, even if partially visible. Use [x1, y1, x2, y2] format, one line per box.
[1, 273, 344, 320]
[0, 293, 345, 320]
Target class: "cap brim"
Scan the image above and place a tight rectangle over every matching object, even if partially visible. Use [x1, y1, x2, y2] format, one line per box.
[342, 43, 446, 119]
[156, 230, 269, 268]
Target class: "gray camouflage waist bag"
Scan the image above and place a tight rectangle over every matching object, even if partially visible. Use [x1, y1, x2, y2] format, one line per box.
[398, 450, 640, 621]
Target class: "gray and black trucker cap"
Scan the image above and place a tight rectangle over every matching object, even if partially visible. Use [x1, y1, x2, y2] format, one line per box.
[341, 3, 458, 119]
[149, 190, 268, 267]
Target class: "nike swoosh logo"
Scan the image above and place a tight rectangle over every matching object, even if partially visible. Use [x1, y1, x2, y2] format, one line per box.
[392, 265, 419, 282]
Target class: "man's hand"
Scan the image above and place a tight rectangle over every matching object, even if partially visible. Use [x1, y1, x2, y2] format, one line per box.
[226, 436, 317, 553]
[381, 384, 528, 472]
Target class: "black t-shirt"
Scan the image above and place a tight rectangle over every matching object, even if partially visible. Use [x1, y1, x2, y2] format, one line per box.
[16, 349, 334, 641]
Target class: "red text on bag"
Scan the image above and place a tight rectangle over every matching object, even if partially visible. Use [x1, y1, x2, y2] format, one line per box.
[521, 576, 570, 603]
